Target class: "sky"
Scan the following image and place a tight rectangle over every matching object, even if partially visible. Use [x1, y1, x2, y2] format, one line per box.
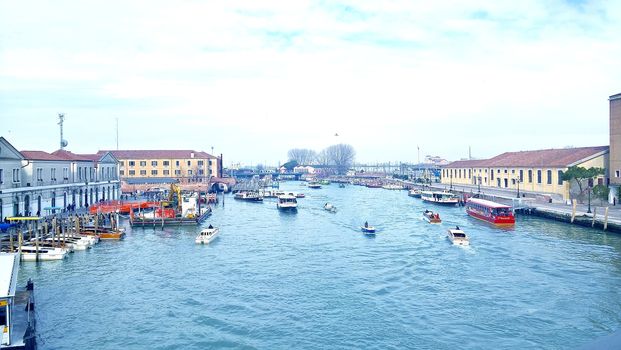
[1, 0, 620, 166]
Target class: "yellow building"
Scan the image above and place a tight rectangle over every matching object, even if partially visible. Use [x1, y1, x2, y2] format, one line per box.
[99, 150, 220, 183]
[441, 146, 609, 201]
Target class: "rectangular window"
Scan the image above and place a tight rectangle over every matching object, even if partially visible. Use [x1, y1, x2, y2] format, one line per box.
[63, 167, 68, 180]
[13, 169, 20, 182]
[139, 161, 147, 167]
[528, 170, 533, 183]
[504, 169, 508, 174]
[36, 168, 43, 181]
[151, 161, 158, 166]
[547, 170, 552, 185]
[163, 161, 170, 166]
[51, 168, 56, 180]
[151, 170, 158, 175]
[78, 167, 82, 180]
[537, 170, 542, 184]
[491, 171, 494, 181]
[468, 169, 471, 178]
[198, 169, 204, 175]
[519, 169, 523, 182]
[616, 170, 620, 178]
[140, 170, 147, 175]
[511, 169, 515, 174]
[120, 170, 125, 176]
[198, 160, 204, 166]
[558, 170, 563, 185]
[163, 170, 170, 175]
[129, 170, 135, 176]
[0, 168, 3, 183]
[129, 161, 135, 167]
[175, 160, 180, 167]
[188, 170, 193, 175]
[174, 169, 181, 175]
[187, 160, 191, 166]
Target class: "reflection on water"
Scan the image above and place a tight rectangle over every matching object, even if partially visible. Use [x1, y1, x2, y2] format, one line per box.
[19, 182, 621, 350]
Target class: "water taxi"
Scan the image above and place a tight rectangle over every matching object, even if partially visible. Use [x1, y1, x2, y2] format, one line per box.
[423, 210, 442, 223]
[447, 227, 469, 246]
[307, 182, 322, 189]
[277, 195, 298, 210]
[408, 189, 422, 198]
[421, 191, 459, 205]
[234, 191, 264, 201]
[195, 226, 219, 244]
[465, 198, 515, 226]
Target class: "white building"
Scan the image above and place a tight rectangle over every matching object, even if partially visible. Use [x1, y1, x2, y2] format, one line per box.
[0, 137, 120, 219]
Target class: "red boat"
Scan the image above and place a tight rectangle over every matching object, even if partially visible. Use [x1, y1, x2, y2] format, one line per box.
[465, 198, 515, 226]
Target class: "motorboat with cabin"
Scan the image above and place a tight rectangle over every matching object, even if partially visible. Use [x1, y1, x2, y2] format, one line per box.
[423, 210, 442, 223]
[361, 222, 376, 234]
[465, 198, 515, 226]
[307, 182, 322, 189]
[195, 225, 219, 244]
[421, 191, 459, 205]
[408, 189, 422, 198]
[277, 194, 298, 210]
[447, 227, 469, 246]
[234, 191, 264, 201]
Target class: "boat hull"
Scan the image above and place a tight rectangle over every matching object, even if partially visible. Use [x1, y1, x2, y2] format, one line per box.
[466, 208, 515, 225]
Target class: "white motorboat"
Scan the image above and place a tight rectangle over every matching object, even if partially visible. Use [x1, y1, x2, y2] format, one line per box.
[195, 226, 219, 244]
[382, 184, 404, 190]
[361, 224, 376, 234]
[307, 182, 322, 189]
[408, 189, 422, 198]
[19, 245, 69, 261]
[324, 203, 337, 213]
[447, 227, 469, 246]
[277, 194, 298, 210]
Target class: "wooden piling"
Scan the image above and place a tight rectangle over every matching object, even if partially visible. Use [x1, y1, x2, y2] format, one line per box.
[571, 199, 577, 223]
[592, 207, 597, 228]
[604, 207, 609, 231]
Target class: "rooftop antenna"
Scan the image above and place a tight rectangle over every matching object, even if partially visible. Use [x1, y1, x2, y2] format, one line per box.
[58, 113, 68, 149]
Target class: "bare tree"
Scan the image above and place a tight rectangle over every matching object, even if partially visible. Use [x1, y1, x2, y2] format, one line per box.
[315, 149, 330, 166]
[287, 148, 317, 165]
[325, 144, 356, 174]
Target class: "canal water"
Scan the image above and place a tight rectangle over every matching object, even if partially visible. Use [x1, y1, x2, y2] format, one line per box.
[18, 183, 621, 349]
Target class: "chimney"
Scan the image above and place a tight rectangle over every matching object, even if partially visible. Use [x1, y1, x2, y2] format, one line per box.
[190, 152, 195, 158]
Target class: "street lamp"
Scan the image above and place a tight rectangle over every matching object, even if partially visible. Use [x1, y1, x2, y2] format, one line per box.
[587, 185, 592, 213]
[477, 176, 481, 194]
[516, 178, 521, 198]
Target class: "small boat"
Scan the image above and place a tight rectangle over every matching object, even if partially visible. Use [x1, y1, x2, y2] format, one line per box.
[277, 194, 298, 210]
[408, 189, 422, 198]
[234, 191, 264, 201]
[319, 179, 331, 185]
[361, 224, 376, 234]
[324, 203, 337, 213]
[19, 245, 69, 261]
[447, 227, 469, 246]
[195, 226, 219, 244]
[423, 210, 442, 223]
[307, 182, 322, 189]
[295, 193, 305, 198]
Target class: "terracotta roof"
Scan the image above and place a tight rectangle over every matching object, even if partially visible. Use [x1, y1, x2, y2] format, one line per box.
[76, 154, 102, 161]
[51, 149, 93, 161]
[444, 146, 608, 168]
[99, 150, 217, 159]
[20, 150, 66, 161]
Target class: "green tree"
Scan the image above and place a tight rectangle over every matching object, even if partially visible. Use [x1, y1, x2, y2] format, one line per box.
[561, 166, 605, 194]
[592, 184, 609, 204]
[282, 160, 298, 171]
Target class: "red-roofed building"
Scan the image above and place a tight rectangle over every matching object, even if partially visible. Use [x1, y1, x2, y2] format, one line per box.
[441, 146, 609, 201]
[99, 149, 220, 184]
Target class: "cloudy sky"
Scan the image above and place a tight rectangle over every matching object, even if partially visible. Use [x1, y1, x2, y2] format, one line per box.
[1, 0, 620, 166]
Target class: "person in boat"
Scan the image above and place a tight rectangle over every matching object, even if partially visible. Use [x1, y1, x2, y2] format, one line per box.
[364, 221, 368, 228]
[456, 225, 460, 230]
[208, 224, 213, 229]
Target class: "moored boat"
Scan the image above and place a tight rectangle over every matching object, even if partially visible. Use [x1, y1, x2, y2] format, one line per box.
[408, 189, 422, 198]
[447, 227, 469, 246]
[195, 226, 219, 244]
[234, 191, 264, 201]
[307, 182, 322, 189]
[421, 191, 459, 205]
[423, 210, 442, 223]
[382, 184, 404, 190]
[465, 198, 515, 226]
[19, 245, 69, 261]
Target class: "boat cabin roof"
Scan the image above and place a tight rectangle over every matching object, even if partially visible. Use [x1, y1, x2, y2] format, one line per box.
[0, 253, 19, 298]
[278, 194, 296, 199]
[467, 198, 511, 209]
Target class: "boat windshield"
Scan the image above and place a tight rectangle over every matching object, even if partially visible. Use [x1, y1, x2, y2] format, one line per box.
[492, 208, 512, 216]
[453, 233, 466, 238]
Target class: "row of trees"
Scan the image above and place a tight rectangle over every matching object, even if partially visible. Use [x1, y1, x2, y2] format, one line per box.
[285, 144, 356, 174]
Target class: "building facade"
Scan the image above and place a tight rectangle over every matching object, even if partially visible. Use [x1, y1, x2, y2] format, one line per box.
[609, 92, 621, 202]
[441, 146, 609, 201]
[103, 150, 220, 184]
[0, 137, 120, 219]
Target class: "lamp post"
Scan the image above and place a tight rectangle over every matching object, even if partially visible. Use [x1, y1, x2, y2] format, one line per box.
[516, 178, 521, 198]
[477, 176, 481, 194]
[587, 186, 592, 213]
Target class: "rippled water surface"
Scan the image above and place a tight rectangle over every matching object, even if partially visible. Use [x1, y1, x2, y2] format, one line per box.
[19, 183, 621, 349]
